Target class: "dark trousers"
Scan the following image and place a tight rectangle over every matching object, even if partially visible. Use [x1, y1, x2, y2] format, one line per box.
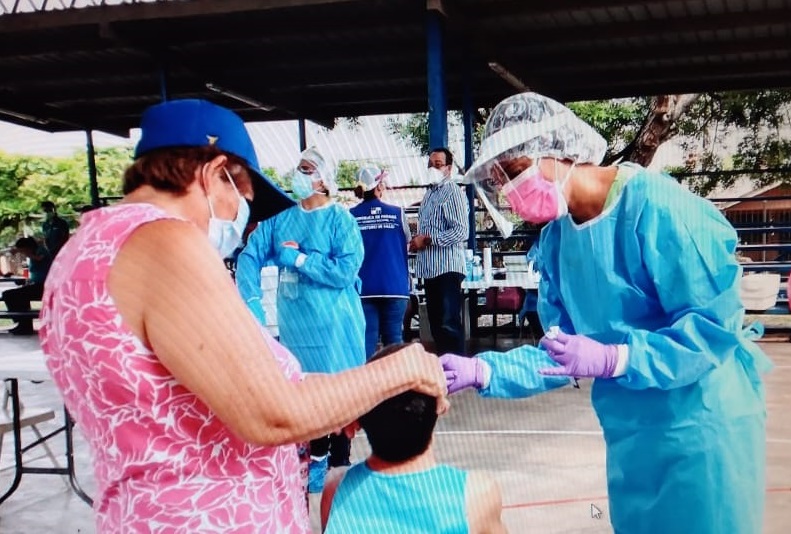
[309, 432, 351, 467]
[423, 271, 465, 355]
[362, 298, 409, 359]
[2, 283, 43, 329]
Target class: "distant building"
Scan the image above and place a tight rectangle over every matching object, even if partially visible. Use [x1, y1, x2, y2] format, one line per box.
[717, 182, 791, 261]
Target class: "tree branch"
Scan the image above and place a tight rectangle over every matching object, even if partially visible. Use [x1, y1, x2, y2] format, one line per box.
[626, 94, 701, 167]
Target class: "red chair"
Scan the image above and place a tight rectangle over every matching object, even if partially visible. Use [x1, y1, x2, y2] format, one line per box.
[483, 287, 525, 343]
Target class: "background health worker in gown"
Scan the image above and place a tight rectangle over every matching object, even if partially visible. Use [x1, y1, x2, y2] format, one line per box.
[236, 146, 366, 492]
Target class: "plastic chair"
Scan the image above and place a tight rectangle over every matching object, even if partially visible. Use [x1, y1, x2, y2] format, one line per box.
[0, 381, 60, 470]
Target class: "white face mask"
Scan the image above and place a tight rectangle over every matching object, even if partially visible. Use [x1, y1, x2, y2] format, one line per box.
[426, 167, 445, 183]
[207, 168, 250, 259]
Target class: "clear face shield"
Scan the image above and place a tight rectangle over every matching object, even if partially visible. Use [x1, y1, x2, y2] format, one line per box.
[473, 160, 515, 239]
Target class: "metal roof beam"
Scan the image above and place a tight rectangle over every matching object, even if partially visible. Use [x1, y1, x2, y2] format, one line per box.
[303, 88, 510, 116]
[504, 35, 791, 71]
[468, 0, 780, 19]
[0, 58, 163, 84]
[0, 10, 421, 60]
[0, 0, 361, 33]
[469, 0, 676, 18]
[0, 97, 86, 130]
[87, 19, 341, 129]
[528, 56, 791, 80]
[0, 29, 106, 60]
[555, 74, 791, 102]
[0, 47, 428, 93]
[484, 5, 791, 48]
[530, 58, 791, 100]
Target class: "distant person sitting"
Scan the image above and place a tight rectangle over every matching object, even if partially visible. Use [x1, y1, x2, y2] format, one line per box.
[41, 200, 70, 257]
[321, 343, 506, 534]
[2, 237, 52, 335]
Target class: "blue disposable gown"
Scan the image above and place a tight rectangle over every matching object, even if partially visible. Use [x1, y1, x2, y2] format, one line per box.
[477, 345, 571, 398]
[486, 165, 771, 534]
[236, 202, 366, 373]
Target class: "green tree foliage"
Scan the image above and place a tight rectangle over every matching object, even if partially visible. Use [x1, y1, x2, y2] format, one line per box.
[0, 146, 131, 247]
[673, 91, 791, 195]
[386, 111, 487, 158]
[566, 98, 647, 161]
[261, 166, 287, 190]
[0, 146, 393, 249]
[387, 113, 431, 155]
[570, 91, 791, 195]
[388, 90, 791, 196]
[336, 160, 364, 189]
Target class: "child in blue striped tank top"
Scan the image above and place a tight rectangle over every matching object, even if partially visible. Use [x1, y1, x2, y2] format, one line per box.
[321, 343, 506, 534]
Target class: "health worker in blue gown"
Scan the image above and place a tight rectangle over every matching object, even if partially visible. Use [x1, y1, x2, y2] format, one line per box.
[236, 146, 366, 493]
[440, 91, 771, 534]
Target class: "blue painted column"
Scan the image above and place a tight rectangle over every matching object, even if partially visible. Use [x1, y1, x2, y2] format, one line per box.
[86, 130, 100, 208]
[463, 73, 476, 251]
[298, 118, 307, 151]
[159, 66, 169, 101]
[426, 10, 447, 150]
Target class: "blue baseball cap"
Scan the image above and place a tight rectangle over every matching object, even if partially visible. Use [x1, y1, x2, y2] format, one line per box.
[135, 99, 294, 221]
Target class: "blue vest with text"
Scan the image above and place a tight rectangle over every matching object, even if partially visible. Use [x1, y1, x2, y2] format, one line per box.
[350, 199, 410, 298]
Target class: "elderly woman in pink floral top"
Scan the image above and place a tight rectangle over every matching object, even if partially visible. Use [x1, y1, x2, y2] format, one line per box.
[39, 99, 447, 533]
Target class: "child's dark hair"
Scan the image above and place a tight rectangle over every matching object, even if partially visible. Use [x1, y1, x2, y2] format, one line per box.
[358, 343, 438, 463]
[14, 237, 38, 251]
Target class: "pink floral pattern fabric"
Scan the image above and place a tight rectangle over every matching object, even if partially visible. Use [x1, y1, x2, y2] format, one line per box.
[39, 204, 310, 533]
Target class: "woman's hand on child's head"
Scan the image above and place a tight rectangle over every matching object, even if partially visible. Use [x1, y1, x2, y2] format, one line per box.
[391, 343, 449, 415]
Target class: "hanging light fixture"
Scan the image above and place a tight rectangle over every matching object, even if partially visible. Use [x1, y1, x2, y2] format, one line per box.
[0, 108, 50, 126]
[205, 83, 276, 112]
[488, 62, 529, 92]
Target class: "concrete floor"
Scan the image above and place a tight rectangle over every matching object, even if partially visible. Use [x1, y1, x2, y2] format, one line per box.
[1, 332, 789, 533]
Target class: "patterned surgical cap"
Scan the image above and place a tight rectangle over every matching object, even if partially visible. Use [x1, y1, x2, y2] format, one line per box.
[464, 92, 608, 183]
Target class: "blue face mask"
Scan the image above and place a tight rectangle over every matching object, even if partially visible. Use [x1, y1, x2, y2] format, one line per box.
[207, 169, 250, 259]
[291, 170, 317, 200]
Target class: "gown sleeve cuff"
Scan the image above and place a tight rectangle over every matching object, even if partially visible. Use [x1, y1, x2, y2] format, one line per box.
[613, 344, 630, 377]
[478, 358, 492, 389]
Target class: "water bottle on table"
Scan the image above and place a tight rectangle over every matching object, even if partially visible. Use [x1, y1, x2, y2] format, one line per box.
[465, 249, 475, 280]
[279, 240, 300, 300]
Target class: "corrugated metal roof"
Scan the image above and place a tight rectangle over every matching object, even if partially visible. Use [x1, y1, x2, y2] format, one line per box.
[0, 0, 789, 134]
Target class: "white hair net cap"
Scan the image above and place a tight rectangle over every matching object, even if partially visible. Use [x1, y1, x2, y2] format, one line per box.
[300, 146, 338, 195]
[356, 165, 387, 192]
[464, 92, 608, 184]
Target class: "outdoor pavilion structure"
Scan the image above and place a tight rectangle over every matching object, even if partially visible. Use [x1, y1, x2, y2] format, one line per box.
[1, 0, 791, 238]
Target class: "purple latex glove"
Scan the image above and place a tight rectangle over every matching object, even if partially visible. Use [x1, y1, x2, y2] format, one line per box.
[439, 353, 486, 394]
[278, 246, 301, 268]
[539, 332, 619, 378]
